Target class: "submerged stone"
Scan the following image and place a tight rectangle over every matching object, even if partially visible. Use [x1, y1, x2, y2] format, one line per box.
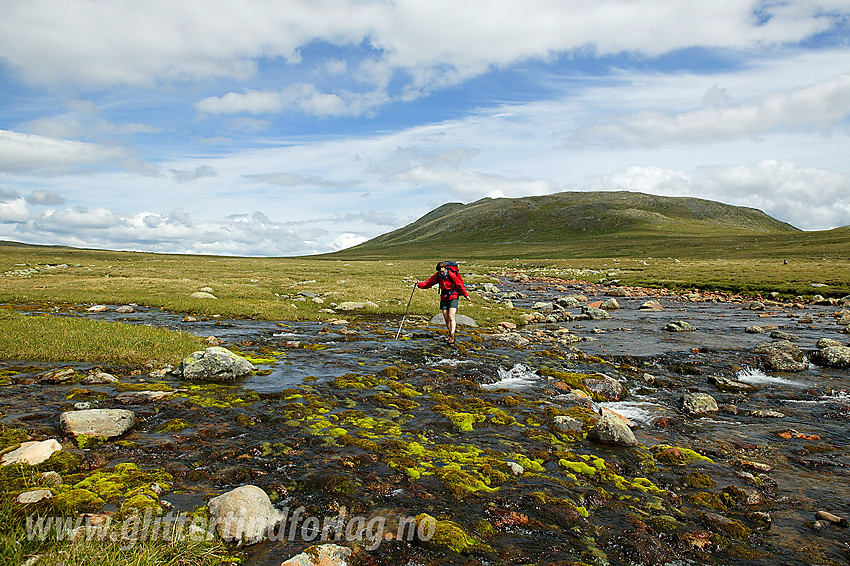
[59, 409, 136, 438]
[683, 393, 718, 416]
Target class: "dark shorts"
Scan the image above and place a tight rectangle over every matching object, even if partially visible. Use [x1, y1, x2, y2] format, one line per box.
[440, 297, 459, 310]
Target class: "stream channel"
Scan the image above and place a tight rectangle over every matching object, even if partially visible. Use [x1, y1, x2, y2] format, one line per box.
[2, 274, 849, 565]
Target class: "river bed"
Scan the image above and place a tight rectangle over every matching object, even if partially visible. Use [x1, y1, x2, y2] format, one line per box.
[2, 274, 849, 565]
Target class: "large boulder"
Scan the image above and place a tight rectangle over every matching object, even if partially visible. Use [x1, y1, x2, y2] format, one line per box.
[179, 346, 255, 381]
[683, 393, 718, 416]
[587, 414, 638, 447]
[60, 409, 136, 438]
[429, 313, 478, 327]
[813, 345, 850, 369]
[599, 298, 620, 310]
[208, 485, 283, 545]
[1, 439, 63, 466]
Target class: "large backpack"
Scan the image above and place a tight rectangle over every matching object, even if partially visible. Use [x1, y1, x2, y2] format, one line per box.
[441, 261, 463, 293]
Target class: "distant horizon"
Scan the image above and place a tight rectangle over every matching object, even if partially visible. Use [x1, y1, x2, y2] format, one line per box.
[2, 1, 849, 256]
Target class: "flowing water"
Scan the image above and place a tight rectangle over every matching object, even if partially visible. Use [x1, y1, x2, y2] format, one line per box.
[2, 276, 849, 565]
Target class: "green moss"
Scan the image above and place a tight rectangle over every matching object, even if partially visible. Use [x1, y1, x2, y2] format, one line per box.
[652, 444, 714, 465]
[513, 454, 545, 473]
[0, 425, 28, 449]
[648, 514, 683, 533]
[72, 462, 172, 505]
[559, 459, 598, 476]
[175, 383, 260, 408]
[416, 513, 490, 554]
[120, 486, 162, 515]
[65, 387, 107, 401]
[75, 434, 105, 449]
[53, 488, 105, 512]
[387, 381, 421, 398]
[155, 418, 193, 433]
[34, 450, 83, 475]
[380, 366, 404, 379]
[684, 472, 716, 488]
[689, 492, 726, 510]
[333, 372, 385, 389]
[433, 404, 486, 432]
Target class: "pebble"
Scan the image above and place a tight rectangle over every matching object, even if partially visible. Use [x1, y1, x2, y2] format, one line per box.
[815, 510, 849, 527]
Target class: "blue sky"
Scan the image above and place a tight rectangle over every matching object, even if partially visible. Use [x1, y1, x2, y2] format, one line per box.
[1, 0, 849, 255]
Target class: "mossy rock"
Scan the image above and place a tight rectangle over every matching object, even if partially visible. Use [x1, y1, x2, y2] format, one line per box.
[415, 513, 492, 554]
[52, 488, 105, 512]
[75, 434, 106, 449]
[689, 492, 726, 510]
[684, 472, 716, 488]
[34, 450, 83, 475]
[155, 418, 193, 433]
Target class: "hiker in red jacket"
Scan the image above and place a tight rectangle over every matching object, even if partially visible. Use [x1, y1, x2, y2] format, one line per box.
[418, 261, 471, 344]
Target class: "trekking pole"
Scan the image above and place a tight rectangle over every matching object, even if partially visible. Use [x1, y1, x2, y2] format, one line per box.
[395, 282, 418, 340]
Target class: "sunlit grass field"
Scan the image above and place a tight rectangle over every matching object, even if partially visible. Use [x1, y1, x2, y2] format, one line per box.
[1, 237, 847, 364]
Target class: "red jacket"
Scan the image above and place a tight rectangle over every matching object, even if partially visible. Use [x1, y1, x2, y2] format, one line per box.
[418, 270, 469, 300]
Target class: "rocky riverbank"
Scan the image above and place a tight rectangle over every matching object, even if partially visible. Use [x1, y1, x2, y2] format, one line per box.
[2, 272, 849, 565]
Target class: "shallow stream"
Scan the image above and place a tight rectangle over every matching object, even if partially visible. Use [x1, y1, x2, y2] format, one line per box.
[2, 275, 849, 565]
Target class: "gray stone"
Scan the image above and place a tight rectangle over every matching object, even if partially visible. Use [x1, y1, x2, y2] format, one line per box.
[747, 301, 765, 311]
[115, 390, 173, 404]
[532, 301, 554, 313]
[816, 338, 843, 349]
[683, 392, 718, 416]
[754, 340, 802, 358]
[481, 283, 500, 294]
[490, 332, 530, 347]
[60, 409, 136, 438]
[638, 300, 664, 311]
[606, 286, 630, 297]
[764, 352, 808, 372]
[336, 301, 379, 311]
[599, 298, 620, 310]
[115, 305, 135, 313]
[280, 544, 353, 566]
[553, 415, 584, 433]
[191, 291, 217, 299]
[81, 371, 118, 385]
[583, 376, 625, 401]
[208, 485, 283, 545]
[555, 296, 581, 309]
[745, 325, 768, 334]
[200, 287, 214, 293]
[749, 409, 785, 418]
[770, 330, 798, 341]
[583, 307, 611, 320]
[707, 375, 758, 392]
[587, 414, 638, 446]
[16, 489, 53, 505]
[815, 345, 850, 368]
[87, 305, 109, 312]
[179, 346, 255, 381]
[1, 439, 62, 466]
[428, 313, 478, 327]
[664, 321, 696, 332]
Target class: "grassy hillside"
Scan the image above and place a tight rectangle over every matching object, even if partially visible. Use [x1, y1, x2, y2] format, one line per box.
[342, 191, 800, 259]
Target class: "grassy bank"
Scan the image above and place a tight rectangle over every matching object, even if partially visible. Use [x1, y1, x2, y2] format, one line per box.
[0, 310, 206, 366]
[1, 240, 848, 367]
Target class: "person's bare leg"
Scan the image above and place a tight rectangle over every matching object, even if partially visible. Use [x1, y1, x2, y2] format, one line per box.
[442, 309, 451, 340]
[447, 307, 457, 343]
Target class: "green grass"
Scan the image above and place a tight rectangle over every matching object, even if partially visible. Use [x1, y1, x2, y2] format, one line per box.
[0, 494, 230, 566]
[0, 310, 206, 366]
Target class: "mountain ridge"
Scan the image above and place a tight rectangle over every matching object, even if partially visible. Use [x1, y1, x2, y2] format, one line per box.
[350, 190, 799, 253]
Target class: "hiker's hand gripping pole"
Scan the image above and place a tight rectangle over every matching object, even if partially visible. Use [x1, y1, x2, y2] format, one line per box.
[395, 282, 418, 340]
